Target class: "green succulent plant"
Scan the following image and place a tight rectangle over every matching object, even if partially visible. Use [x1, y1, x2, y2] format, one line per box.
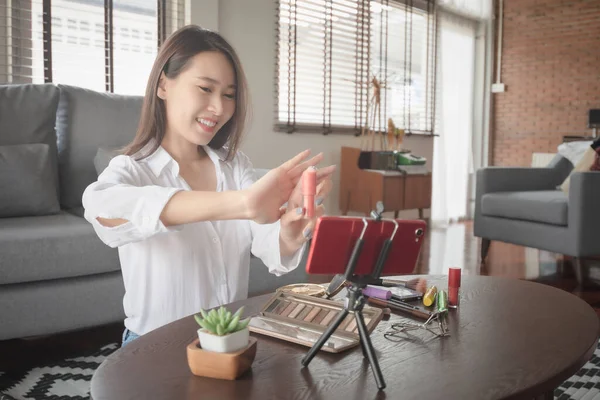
[194, 306, 251, 336]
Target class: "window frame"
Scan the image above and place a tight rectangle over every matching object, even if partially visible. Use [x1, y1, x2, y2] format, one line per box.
[274, 0, 438, 136]
[1, 0, 183, 93]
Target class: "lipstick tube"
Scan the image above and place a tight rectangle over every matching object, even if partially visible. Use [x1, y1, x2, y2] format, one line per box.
[448, 267, 461, 308]
[302, 167, 317, 218]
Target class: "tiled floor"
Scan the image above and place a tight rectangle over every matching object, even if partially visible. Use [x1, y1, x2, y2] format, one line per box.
[2, 220, 600, 371]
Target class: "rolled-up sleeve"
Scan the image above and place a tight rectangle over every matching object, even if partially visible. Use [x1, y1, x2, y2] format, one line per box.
[250, 220, 306, 276]
[82, 155, 183, 248]
[237, 152, 306, 275]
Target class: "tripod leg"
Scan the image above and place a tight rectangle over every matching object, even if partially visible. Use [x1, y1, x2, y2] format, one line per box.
[359, 335, 367, 357]
[301, 308, 349, 367]
[355, 312, 386, 390]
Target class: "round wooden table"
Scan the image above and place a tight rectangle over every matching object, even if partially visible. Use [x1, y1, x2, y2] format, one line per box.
[91, 275, 599, 400]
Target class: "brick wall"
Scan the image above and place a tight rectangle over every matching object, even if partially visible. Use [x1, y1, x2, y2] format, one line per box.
[491, 0, 600, 166]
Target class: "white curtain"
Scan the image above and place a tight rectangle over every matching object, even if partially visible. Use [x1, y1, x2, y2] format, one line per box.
[431, 11, 477, 226]
[427, 224, 469, 275]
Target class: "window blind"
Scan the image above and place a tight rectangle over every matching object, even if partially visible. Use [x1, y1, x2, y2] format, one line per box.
[0, 0, 185, 95]
[276, 0, 437, 135]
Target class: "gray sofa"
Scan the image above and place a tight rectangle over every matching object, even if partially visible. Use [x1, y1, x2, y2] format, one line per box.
[0, 83, 307, 341]
[474, 154, 600, 284]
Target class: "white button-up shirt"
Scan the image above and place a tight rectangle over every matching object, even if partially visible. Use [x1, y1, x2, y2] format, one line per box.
[82, 144, 304, 335]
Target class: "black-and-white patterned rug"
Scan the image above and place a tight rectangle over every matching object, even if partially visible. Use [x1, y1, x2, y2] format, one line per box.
[1, 341, 599, 399]
[0, 343, 118, 400]
[555, 344, 600, 400]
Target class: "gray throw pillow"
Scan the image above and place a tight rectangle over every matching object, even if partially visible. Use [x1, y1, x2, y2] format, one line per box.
[0, 143, 61, 217]
[94, 147, 121, 176]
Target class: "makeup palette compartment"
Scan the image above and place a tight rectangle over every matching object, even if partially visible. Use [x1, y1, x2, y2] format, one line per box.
[248, 291, 383, 353]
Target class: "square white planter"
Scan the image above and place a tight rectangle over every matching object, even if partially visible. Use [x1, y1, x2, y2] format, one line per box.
[198, 327, 249, 353]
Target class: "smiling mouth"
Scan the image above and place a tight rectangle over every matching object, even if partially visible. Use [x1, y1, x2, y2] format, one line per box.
[196, 118, 217, 132]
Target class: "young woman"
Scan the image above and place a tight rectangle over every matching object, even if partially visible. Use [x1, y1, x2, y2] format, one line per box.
[82, 25, 334, 347]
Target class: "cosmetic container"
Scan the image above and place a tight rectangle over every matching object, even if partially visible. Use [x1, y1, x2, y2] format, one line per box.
[448, 267, 461, 308]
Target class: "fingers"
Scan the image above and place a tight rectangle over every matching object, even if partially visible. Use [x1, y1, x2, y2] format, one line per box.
[287, 169, 334, 211]
[280, 149, 311, 171]
[316, 179, 333, 201]
[281, 205, 306, 223]
[287, 176, 304, 209]
[314, 204, 326, 218]
[288, 153, 324, 178]
[278, 206, 287, 219]
[316, 165, 336, 181]
[301, 205, 325, 240]
[290, 164, 337, 188]
[279, 204, 326, 242]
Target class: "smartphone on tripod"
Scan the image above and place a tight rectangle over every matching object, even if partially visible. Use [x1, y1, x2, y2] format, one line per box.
[305, 216, 426, 276]
[301, 215, 427, 390]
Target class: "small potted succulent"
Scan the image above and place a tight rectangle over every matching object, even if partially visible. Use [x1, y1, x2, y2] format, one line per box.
[194, 306, 251, 353]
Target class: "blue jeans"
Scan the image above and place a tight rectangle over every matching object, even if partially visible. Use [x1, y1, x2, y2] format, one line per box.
[121, 328, 140, 347]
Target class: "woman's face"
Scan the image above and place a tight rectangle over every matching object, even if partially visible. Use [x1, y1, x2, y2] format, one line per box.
[158, 51, 236, 146]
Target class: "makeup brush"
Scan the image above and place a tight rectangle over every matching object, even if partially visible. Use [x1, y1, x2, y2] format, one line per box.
[374, 277, 428, 294]
[325, 274, 428, 298]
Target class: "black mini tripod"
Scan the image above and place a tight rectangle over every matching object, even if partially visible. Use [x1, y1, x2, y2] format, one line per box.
[301, 202, 398, 391]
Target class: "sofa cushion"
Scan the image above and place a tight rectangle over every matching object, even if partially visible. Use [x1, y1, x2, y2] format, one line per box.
[481, 190, 568, 226]
[0, 84, 60, 146]
[0, 143, 60, 217]
[0, 83, 61, 200]
[0, 211, 121, 285]
[94, 147, 121, 175]
[546, 154, 573, 183]
[56, 84, 142, 209]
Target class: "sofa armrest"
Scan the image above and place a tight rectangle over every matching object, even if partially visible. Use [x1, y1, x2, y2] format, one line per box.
[474, 167, 561, 237]
[568, 172, 600, 255]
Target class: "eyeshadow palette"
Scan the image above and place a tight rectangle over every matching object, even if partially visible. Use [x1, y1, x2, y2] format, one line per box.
[248, 291, 383, 353]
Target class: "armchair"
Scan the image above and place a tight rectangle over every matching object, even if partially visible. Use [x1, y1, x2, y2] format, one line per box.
[474, 154, 600, 284]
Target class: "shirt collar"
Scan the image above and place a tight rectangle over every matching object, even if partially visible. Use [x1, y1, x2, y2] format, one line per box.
[205, 145, 228, 164]
[141, 141, 229, 177]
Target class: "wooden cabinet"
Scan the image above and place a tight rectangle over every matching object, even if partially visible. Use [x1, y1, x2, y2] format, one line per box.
[339, 146, 432, 218]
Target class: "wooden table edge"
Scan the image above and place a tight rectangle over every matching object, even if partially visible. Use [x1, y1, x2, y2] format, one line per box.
[507, 320, 600, 399]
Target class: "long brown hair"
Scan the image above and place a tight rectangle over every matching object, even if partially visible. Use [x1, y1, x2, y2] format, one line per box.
[123, 25, 248, 161]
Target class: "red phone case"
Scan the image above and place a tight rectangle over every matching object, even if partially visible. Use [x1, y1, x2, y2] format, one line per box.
[305, 216, 426, 276]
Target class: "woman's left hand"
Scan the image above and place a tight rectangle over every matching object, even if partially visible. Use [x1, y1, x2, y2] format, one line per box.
[278, 165, 335, 257]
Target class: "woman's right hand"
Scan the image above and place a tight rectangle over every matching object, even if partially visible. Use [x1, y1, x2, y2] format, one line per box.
[243, 149, 326, 224]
